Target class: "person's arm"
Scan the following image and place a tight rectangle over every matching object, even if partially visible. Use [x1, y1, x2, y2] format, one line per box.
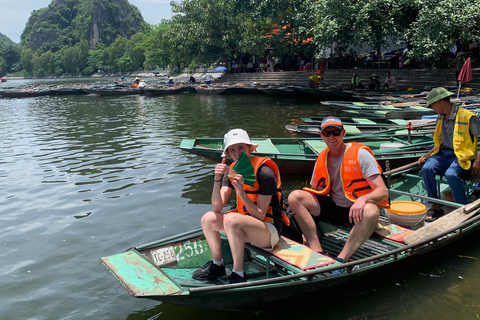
[211, 159, 232, 212]
[348, 174, 388, 224]
[418, 146, 436, 165]
[230, 173, 272, 220]
[469, 116, 480, 175]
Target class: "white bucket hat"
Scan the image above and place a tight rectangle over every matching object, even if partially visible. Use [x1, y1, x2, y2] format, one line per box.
[221, 129, 258, 158]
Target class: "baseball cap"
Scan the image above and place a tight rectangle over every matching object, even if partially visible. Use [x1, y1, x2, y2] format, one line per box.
[222, 129, 258, 158]
[320, 116, 343, 131]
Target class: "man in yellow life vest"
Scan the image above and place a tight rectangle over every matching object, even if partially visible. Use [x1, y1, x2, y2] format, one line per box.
[418, 87, 480, 222]
[192, 129, 284, 284]
[288, 116, 389, 268]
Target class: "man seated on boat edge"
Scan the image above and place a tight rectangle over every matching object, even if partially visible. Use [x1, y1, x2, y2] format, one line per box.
[287, 116, 389, 271]
[417, 87, 480, 222]
[192, 129, 285, 284]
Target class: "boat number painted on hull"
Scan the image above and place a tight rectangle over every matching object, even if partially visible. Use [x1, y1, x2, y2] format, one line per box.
[175, 239, 206, 262]
[152, 246, 177, 266]
[151, 239, 208, 266]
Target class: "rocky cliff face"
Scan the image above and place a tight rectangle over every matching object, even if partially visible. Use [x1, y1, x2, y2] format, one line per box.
[21, 0, 144, 52]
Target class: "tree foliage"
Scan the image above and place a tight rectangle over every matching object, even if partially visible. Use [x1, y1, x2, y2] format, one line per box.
[2, 0, 480, 76]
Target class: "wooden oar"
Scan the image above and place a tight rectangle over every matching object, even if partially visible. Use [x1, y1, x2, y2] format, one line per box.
[403, 197, 480, 244]
[383, 161, 421, 176]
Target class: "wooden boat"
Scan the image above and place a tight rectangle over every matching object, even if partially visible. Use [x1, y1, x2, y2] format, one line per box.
[143, 87, 185, 96]
[0, 89, 54, 98]
[195, 85, 226, 94]
[179, 135, 433, 174]
[83, 88, 143, 96]
[285, 123, 434, 138]
[320, 100, 427, 111]
[99, 165, 480, 311]
[301, 116, 434, 129]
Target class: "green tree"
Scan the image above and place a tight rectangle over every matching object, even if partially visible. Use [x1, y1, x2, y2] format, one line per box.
[405, 0, 480, 57]
[141, 23, 172, 69]
[103, 36, 128, 73]
[85, 49, 105, 74]
[39, 51, 54, 74]
[126, 32, 146, 71]
[117, 52, 133, 72]
[20, 48, 34, 75]
[0, 44, 21, 73]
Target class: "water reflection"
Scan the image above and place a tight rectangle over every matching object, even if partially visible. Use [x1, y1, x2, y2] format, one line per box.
[1, 88, 480, 320]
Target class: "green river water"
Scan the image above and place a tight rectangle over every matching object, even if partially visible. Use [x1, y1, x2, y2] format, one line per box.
[1, 78, 480, 320]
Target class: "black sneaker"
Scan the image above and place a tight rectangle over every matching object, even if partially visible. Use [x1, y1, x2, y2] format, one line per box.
[225, 272, 247, 284]
[192, 261, 226, 280]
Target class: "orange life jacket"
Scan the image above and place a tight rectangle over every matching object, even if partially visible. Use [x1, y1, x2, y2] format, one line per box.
[132, 83, 139, 87]
[304, 142, 390, 208]
[228, 156, 289, 225]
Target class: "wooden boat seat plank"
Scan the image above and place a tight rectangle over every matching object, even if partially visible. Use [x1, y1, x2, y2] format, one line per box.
[352, 118, 377, 124]
[100, 251, 184, 297]
[252, 139, 280, 154]
[304, 140, 327, 153]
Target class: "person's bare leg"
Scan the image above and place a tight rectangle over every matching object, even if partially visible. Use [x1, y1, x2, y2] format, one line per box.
[288, 190, 322, 252]
[223, 213, 271, 272]
[337, 203, 379, 261]
[201, 211, 226, 261]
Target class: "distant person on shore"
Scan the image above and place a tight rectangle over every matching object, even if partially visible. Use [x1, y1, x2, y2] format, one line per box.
[132, 77, 141, 87]
[232, 61, 239, 73]
[418, 87, 480, 222]
[350, 73, 364, 89]
[368, 74, 381, 90]
[247, 60, 254, 72]
[308, 74, 324, 89]
[189, 75, 196, 84]
[138, 80, 147, 89]
[167, 77, 176, 85]
[267, 51, 274, 72]
[205, 73, 214, 85]
[384, 72, 396, 90]
[191, 129, 284, 284]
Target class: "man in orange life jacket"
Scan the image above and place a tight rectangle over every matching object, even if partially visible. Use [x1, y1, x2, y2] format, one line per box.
[192, 129, 283, 284]
[288, 116, 389, 265]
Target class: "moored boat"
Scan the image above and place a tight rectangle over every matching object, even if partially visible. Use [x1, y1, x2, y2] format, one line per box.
[83, 88, 143, 96]
[143, 87, 186, 96]
[195, 85, 226, 94]
[179, 135, 433, 174]
[285, 123, 434, 138]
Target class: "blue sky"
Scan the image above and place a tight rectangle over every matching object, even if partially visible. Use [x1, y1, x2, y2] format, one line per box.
[0, 0, 174, 43]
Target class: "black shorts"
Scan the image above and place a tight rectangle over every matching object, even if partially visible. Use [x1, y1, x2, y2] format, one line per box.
[312, 195, 353, 226]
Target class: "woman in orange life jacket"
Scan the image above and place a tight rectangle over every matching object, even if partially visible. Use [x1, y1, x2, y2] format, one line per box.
[192, 129, 283, 284]
[287, 116, 389, 265]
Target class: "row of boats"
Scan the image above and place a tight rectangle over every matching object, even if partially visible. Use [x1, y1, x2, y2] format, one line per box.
[0, 80, 435, 101]
[99, 90, 480, 311]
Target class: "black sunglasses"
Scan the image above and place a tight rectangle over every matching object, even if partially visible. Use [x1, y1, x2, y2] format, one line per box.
[321, 129, 342, 137]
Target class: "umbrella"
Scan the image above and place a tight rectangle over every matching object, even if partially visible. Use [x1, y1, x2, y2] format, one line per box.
[213, 66, 227, 72]
[457, 57, 472, 98]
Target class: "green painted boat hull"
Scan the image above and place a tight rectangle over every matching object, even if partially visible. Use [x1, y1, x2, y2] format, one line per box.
[180, 136, 433, 174]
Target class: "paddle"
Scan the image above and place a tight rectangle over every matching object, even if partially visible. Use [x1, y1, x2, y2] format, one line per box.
[403, 197, 480, 244]
[383, 161, 421, 176]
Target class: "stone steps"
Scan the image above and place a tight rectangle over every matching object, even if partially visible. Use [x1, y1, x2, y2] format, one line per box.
[216, 68, 480, 90]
